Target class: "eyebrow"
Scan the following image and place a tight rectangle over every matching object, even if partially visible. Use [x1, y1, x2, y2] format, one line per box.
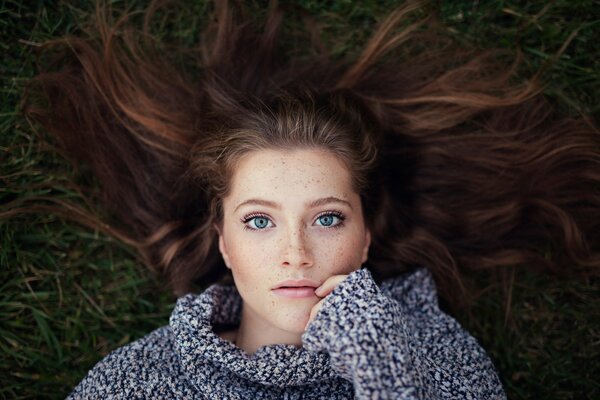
[234, 196, 353, 212]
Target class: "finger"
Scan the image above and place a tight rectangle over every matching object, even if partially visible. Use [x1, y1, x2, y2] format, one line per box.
[315, 274, 348, 297]
[306, 274, 351, 330]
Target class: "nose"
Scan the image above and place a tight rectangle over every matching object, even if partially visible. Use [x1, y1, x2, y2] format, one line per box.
[280, 225, 314, 268]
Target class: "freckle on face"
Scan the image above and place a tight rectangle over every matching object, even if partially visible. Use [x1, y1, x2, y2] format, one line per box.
[219, 148, 370, 335]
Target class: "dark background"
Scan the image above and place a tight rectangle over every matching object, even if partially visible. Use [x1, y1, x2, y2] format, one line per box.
[1, 0, 599, 398]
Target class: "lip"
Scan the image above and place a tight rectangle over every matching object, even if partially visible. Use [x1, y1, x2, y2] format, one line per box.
[272, 278, 320, 290]
[272, 287, 317, 298]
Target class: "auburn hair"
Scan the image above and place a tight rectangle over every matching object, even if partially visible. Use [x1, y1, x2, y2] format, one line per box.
[22, 0, 600, 310]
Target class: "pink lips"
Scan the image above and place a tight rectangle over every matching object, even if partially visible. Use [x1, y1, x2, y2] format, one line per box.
[272, 286, 317, 298]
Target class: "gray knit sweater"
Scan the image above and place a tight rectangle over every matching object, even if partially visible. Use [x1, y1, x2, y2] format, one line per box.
[67, 267, 506, 399]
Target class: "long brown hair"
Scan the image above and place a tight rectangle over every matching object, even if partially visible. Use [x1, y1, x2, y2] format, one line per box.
[22, 0, 600, 310]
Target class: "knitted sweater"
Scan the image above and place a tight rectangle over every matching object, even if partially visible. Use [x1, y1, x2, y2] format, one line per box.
[67, 267, 506, 399]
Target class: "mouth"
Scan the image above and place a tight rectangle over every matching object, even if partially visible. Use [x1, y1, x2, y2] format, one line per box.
[276, 286, 315, 289]
[272, 286, 316, 298]
[272, 278, 320, 290]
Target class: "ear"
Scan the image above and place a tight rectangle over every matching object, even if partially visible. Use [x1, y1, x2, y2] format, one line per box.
[361, 229, 371, 264]
[214, 224, 232, 269]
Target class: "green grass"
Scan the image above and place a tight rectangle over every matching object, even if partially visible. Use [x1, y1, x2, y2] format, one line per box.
[1, 1, 599, 398]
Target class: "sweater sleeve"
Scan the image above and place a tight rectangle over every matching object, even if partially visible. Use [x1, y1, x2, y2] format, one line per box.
[301, 267, 506, 400]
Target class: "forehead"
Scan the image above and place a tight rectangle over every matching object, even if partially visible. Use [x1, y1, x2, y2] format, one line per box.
[226, 148, 353, 202]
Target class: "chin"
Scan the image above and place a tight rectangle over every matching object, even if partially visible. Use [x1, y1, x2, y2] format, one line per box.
[273, 313, 310, 334]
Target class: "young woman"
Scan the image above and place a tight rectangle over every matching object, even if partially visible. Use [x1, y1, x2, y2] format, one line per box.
[23, 0, 599, 398]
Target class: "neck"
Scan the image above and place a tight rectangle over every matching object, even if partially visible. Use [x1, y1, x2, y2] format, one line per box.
[234, 303, 303, 355]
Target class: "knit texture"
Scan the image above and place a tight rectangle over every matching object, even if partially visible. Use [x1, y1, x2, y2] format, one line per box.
[67, 267, 506, 399]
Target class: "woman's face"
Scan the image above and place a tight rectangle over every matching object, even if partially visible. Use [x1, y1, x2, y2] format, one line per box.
[217, 148, 371, 335]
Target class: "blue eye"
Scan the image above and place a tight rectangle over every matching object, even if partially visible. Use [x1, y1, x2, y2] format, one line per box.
[244, 215, 273, 230]
[317, 212, 345, 228]
[241, 211, 346, 231]
[316, 214, 339, 227]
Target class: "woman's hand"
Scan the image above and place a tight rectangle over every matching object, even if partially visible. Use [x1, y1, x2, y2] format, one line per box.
[305, 274, 349, 330]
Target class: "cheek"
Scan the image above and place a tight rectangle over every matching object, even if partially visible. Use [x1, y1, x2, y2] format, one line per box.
[226, 236, 275, 286]
[314, 230, 366, 273]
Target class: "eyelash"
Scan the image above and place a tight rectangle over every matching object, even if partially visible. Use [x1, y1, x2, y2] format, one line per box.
[241, 210, 346, 232]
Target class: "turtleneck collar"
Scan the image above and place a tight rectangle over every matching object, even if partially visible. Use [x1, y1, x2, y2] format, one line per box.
[169, 283, 340, 391]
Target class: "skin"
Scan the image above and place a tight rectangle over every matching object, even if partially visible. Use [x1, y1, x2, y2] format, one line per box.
[215, 148, 371, 355]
